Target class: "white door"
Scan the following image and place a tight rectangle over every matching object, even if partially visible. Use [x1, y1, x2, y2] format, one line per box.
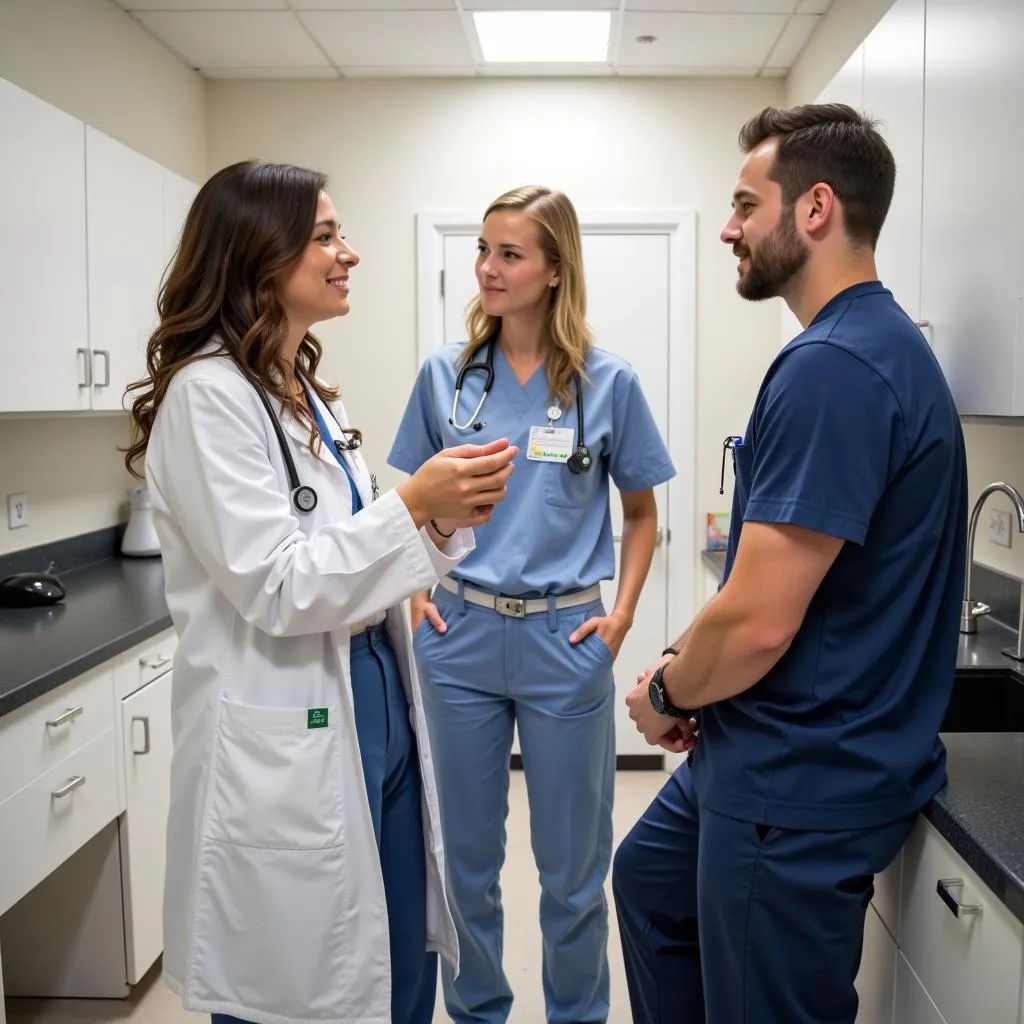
[118, 669, 173, 984]
[438, 229, 675, 759]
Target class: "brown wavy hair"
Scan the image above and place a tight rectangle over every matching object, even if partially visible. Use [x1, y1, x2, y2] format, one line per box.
[463, 186, 591, 407]
[123, 160, 345, 478]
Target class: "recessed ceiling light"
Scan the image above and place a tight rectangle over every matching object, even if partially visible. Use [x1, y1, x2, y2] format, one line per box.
[473, 10, 612, 64]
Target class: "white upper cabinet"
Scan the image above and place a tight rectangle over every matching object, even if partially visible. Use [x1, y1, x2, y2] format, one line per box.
[863, 0, 925, 322]
[0, 77, 90, 413]
[919, 0, 1024, 415]
[85, 128, 166, 413]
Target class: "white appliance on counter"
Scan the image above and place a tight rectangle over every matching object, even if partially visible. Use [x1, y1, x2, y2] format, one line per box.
[121, 485, 160, 557]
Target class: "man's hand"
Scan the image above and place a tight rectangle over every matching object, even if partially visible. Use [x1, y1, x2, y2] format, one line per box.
[625, 677, 681, 747]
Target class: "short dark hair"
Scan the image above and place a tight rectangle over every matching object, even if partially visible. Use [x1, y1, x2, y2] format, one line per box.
[739, 103, 896, 248]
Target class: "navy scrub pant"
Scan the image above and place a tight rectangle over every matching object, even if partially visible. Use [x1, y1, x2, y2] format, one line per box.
[611, 761, 915, 1024]
[213, 623, 436, 1024]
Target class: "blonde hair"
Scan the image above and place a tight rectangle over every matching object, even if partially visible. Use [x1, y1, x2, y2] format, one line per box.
[462, 185, 591, 407]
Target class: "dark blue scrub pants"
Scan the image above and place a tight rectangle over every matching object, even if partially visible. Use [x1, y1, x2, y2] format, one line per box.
[612, 761, 914, 1024]
[213, 623, 436, 1024]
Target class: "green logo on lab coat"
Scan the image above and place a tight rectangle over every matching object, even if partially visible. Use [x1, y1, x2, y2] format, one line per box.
[307, 708, 328, 729]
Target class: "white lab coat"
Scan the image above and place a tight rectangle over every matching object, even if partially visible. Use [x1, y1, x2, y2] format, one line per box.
[145, 348, 469, 1024]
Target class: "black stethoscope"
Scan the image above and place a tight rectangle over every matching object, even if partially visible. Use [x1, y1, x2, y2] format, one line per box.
[449, 339, 593, 474]
[249, 378, 362, 514]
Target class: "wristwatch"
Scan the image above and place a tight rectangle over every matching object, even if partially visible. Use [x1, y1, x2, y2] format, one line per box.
[648, 664, 695, 719]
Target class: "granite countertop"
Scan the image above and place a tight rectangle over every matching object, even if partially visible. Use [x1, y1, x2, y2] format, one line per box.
[0, 555, 171, 718]
[927, 732, 1024, 925]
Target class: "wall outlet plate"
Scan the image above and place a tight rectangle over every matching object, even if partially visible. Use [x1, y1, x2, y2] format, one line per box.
[988, 508, 1012, 549]
[7, 493, 28, 530]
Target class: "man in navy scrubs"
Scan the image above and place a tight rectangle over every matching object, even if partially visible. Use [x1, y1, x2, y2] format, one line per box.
[613, 103, 967, 1023]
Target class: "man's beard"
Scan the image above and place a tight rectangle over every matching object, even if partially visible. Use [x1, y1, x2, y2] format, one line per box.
[736, 205, 809, 302]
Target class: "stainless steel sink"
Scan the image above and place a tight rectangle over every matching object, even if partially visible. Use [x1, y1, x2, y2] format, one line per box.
[942, 669, 1024, 732]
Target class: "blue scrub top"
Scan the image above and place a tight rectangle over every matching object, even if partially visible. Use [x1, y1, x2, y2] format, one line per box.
[691, 281, 967, 831]
[387, 343, 675, 595]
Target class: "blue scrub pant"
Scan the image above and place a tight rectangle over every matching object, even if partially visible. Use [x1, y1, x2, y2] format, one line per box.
[413, 583, 616, 1024]
[212, 623, 436, 1024]
[611, 761, 915, 1024]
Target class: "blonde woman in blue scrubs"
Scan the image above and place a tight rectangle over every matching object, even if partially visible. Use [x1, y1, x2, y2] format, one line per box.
[388, 186, 675, 1024]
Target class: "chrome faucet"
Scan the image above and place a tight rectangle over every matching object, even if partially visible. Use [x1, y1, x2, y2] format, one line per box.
[960, 481, 1024, 633]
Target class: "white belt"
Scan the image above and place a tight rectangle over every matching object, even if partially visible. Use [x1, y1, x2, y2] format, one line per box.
[349, 613, 386, 635]
[435, 577, 600, 619]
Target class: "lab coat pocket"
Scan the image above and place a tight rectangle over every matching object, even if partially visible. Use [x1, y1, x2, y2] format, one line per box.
[202, 696, 345, 850]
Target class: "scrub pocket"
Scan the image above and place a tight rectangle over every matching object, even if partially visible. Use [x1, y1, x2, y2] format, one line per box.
[543, 459, 601, 510]
[186, 697, 362, 1018]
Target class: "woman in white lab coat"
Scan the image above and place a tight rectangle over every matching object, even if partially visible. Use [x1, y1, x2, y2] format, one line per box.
[123, 160, 517, 1024]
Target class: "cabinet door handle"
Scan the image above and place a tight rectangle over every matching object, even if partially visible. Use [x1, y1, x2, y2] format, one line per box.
[140, 654, 171, 671]
[132, 715, 151, 755]
[77, 348, 92, 388]
[51, 775, 86, 799]
[936, 878, 982, 918]
[93, 349, 111, 387]
[46, 705, 84, 728]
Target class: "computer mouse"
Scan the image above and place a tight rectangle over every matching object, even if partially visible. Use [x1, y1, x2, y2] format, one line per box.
[0, 571, 66, 608]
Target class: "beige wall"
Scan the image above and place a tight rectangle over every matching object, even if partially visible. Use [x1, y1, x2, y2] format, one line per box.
[0, 0, 206, 555]
[207, 76, 785, 600]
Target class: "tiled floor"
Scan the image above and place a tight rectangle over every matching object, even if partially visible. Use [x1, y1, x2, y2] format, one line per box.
[5, 771, 666, 1024]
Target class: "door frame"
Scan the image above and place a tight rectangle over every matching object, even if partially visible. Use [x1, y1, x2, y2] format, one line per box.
[415, 209, 697, 650]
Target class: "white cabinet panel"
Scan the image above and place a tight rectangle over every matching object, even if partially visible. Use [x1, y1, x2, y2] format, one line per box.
[85, 127, 165, 412]
[919, 0, 1024, 415]
[862, 0, 925, 322]
[119, 669, 174, 983]
[899, 816, 1023, 1024]
[894, 952, 948, 1024]
[856, 904, 896, 1024]
[0, 77, 90, 413]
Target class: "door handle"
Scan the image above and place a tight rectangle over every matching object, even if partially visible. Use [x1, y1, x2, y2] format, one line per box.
[132, 715, 151, 755]
[936, 878, 982, 918]
[140, 654, 171, 672]
[93, 349, 111, 387]
[46, 705, 84, 728]
[52, 775, 86, 799]
[612, 527, 667, 545]
[77, 348, 92, 388]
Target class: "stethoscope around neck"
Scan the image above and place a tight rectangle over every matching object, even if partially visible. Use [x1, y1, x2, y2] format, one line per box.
[449, 339, 593, 474]
[248, 377, 362, 514]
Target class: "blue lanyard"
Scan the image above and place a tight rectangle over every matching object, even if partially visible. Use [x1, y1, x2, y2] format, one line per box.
[306, 390, 362, 514]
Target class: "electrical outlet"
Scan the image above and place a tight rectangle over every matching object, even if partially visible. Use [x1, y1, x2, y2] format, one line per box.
[988, 508, 1012, 549]
[7, 493, 28, 530]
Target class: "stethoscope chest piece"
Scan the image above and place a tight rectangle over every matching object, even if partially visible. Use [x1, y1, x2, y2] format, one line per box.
[291, 484, 318, 514]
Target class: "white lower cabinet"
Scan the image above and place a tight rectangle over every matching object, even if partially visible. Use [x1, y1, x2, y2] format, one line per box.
[895, 952, 948, 1024]
[856, 904, 897, 1024]
[0, 632, 175, 1012]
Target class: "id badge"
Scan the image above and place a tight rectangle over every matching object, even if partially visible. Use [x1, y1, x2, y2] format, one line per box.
[527, 425, 574, 463]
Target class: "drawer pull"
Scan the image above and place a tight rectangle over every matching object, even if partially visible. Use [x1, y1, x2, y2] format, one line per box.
[51, 775, 86, 799]
[132, 715, 151, 755]
[46, 706, 84, 728]
[140, 654, 171, 671]
[937, 878, 982, 918]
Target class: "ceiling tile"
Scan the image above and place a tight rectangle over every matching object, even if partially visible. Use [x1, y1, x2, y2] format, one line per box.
[291, 1, 456, 9]
[341, 64, 476, 76]
[618, 65, 759, 76]
[764, 13, 819, 66]
[624, 0, 797, 12]
[201, 66, 340, 79]
[618, 12, 786, 66]
[797, 0, 833, 12]
[133, 11, 328, 67]
[298, 10, 473, 66]
[119, 0, 285, 9]
[464, 0, 616, 8]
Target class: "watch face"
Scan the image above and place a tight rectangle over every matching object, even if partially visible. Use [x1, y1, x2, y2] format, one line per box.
[648, 672, 666, 714]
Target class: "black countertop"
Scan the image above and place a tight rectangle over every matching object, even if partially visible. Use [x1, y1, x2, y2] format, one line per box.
[0, 555, 170, 718]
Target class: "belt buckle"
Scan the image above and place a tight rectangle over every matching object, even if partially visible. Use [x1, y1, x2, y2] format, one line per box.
[495, 597, 526, 618]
